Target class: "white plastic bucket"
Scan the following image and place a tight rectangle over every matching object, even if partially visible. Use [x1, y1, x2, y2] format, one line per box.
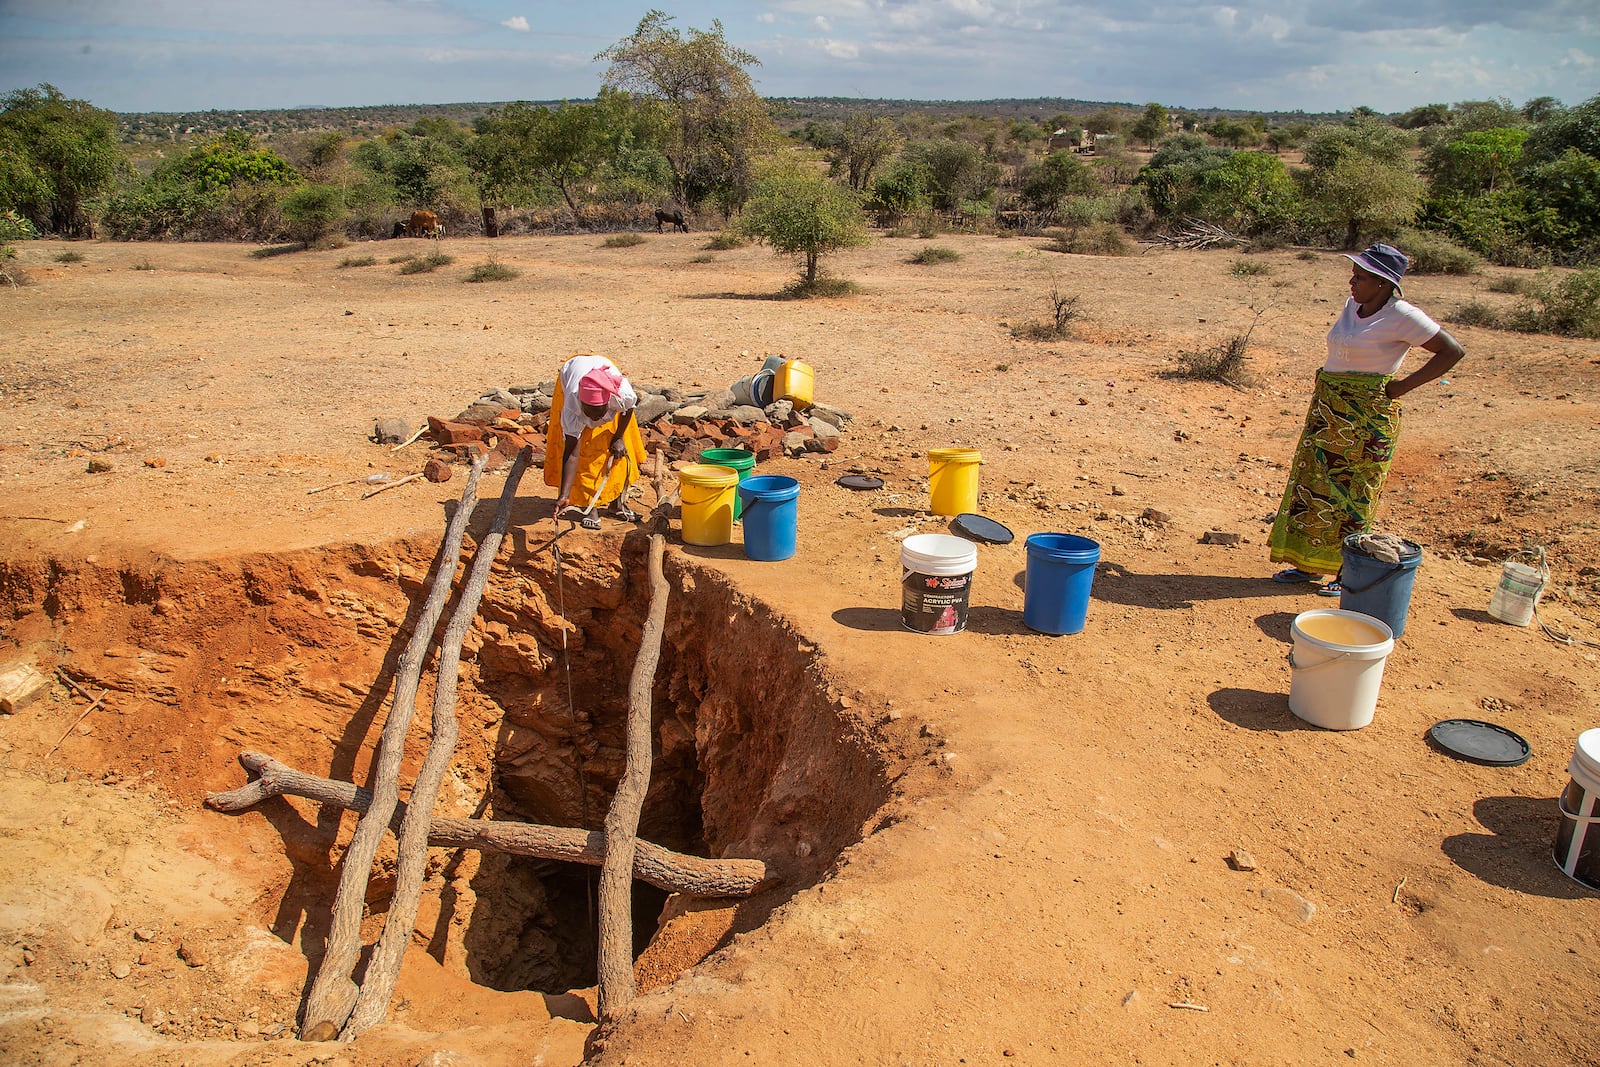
[900, 533, 977, 635]
[1287, 609, 1395, 730]
[1554, 728, 1600, 890]
[1488, 553, 1547, 627]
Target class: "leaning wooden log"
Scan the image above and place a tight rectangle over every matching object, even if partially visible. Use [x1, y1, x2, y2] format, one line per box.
[598, 529, 669, 1021]
[344, 447, 530, 1039]
[205, 752, 773, 898]
[303, 452, 486, 1036]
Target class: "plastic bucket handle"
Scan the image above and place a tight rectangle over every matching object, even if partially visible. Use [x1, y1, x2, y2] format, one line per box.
[1287, 650, 1353, 673]
[1558, 793, 1600, 826]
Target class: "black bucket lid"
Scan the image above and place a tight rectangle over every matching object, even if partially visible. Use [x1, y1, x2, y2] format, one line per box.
[951, 513, 1014, 545]
[1428, 719, 1532, 767]
[836, 475, 883, 490]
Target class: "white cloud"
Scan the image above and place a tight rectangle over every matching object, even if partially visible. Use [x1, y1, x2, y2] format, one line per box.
[820, 38, 860, 59]
[814, 15, 831, 31]
[502, 15, 530, 32]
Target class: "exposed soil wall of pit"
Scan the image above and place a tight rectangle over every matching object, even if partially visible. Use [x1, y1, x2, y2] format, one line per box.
[0, 532, 903, 1000]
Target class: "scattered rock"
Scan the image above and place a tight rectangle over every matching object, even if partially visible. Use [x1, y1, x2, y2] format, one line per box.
[423, 458, 453, 483]
[177, 940, 207, 967]
[132, 928, 157, 942]
[1200, 530, 1243, 546]
[110, 960, 132, 979]
[1141, 508, 1171, 525]
[373, 417, 412, 445]
[672, 405, 709, 425]
[1121, 989, 1140, 1009]
[1261, 886, 1317, 922]
[143, 456, 166, 469]
[1110, 484, 1126, 496]
[1228, 849, 1258, 872]
[0, 663, 48, 714]
[87, 458, 113, 473]
[781, 431, 809, 458]
[142, 1004, 167, 1027]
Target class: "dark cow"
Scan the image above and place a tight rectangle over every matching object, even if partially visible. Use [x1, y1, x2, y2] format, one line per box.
[654, 208, 688, 233]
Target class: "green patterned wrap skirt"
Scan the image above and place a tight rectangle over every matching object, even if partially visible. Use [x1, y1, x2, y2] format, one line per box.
[1268, 370, 1400, 575]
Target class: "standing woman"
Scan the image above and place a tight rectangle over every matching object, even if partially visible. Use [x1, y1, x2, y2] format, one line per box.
[545, 353, 646, 529]
[1269, 244, 1466, 594]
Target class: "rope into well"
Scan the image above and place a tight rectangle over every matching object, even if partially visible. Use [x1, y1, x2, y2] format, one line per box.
[553, 537, 596, 925]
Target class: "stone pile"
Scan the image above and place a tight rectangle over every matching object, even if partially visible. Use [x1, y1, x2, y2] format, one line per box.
[417, 380, 853, 478]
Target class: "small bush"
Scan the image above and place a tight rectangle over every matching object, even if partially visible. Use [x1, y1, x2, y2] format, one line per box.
[1172, 335, 1252, 386]
[465, 259, 520, 282]
[337, 255, 376, 268]
[689, 253, 715, 263]
[1396, 229, 1482, 275]
[1451, 300, 1503, 328]
[885, 222, 918, 238]
[781, 276, 860, 299]
[1505, 267, 1600, 339]
[1296, 250, 1320, 261]
[1011, 286, 1082, 340]
[131, 258, 154, 271]
[705, 231, 745, 250]
[249, 243, 302, 259]
[0, 245, 28, 287]
[311, 234, 348, 251]
[1043, 222, 1131, 256]
[1487, 274, 1530, 295]
[603, 233, 646, 248]
[909, 246, 961, 265]
[387, 254, 412, 264]
[397, 251, 454, 275]
[1229, 257, 1271, 277]
[55, 251, 85, 264]
[0, 211, 38, 243]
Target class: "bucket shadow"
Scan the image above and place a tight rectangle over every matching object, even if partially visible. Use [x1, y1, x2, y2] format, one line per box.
[1255, 611, 1298, 643]
[873, 507, 925, 519]
[1441, 795, 1596, 899]
[1093, 562, 1328, 610]
[1206, 687, 1317, 732]
[1450, 607, 1499, 625]
[830, 605, 1027, 636]
[678, 542, 748, 561]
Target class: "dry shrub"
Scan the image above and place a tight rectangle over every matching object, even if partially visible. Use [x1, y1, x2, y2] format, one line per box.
[705, 231, 745, 250]
[465, 259, 520, 282]
[781, 276, 860, 299]
[909, 246, 961, 265]
[397, 251, 453, 275]
[1043, 222, 1131, 256]
[337, 255, 376, 268]
[1172, 334, 1252, 386]
[1011, 286, 1082, 340]
[603, 233, 646, 248]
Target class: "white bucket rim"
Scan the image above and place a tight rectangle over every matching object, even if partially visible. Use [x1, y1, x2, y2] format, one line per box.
[1291, 608, 1395, 658]
[902, 533, 977, 575]
[1570, 729, 1600, 792]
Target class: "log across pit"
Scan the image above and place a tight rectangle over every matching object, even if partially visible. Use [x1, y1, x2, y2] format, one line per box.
[0, 535, 895, 998]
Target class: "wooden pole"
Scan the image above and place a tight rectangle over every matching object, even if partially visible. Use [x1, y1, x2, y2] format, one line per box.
[597, 530, 669, 1021]
[343, 447, 531, 1038]
[301, 452, 486, 1037]
[204, 751, 771, 897]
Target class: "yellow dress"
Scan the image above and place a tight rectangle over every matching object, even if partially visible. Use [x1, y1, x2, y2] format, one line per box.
[542, 354, 646, 509]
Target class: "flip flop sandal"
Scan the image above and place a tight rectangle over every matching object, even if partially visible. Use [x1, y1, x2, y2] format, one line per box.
[611, 504, 640, 522]
[1316, 581, 1343, 597]
[1272, 568, 1320, 584]
[580, 514, 601, 531]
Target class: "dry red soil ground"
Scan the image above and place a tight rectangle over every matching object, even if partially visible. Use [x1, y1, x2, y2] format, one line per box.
[2, 231, 1598, 1067]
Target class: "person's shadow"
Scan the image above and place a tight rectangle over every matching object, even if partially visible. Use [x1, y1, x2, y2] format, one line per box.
[1442, 794, 1597, 898]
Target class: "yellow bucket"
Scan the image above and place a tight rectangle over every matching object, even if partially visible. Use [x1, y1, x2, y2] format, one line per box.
[678, 464, 739, 546]
[928, 448, 981, 516]
[775, 358, 814, 409]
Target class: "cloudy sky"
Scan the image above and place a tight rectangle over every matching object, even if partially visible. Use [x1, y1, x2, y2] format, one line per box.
[1, 0, 1595, 116]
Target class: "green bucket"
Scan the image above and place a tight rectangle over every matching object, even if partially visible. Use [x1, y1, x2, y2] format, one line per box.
[699, 448, 756, 519]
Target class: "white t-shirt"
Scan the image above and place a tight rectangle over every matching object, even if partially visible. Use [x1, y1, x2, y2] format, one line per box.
[1323, 297, 1440, 375]
[558, 355, 637, 437]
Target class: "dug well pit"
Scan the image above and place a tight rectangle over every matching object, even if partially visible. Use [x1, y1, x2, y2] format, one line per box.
[0, 530, 901, 1005]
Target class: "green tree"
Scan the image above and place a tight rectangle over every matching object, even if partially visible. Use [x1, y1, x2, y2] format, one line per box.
[280, 183, 346, 246]
[904, 139, 1000, 213]
[1300, 118, 1423, 248]
[0, 83, 125, 236]
[1129, 103, 1169, 149]
[1521, 96, 1563, 124]
[735, 160, 869, 286]
[1020, 151, 1100, 214]
[1206, 117, 1260, 148]
[597, 9, 775, 210]
[1396, 103, 1452, 130]
[869, 157, 930, 217]
[831, 112, 903, 192]
[1525, 93, 1600, 164]
[1425, 128, 1528, 195]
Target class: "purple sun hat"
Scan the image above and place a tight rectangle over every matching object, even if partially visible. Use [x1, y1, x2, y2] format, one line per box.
[1343, 243, 1409, 295]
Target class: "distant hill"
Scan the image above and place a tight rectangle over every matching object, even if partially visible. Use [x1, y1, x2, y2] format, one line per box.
[115, 96, 1353, 144]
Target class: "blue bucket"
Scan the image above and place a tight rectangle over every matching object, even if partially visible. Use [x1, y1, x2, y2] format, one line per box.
[1339, 534, 1422, 638]
[1023, 533, 1101, 634]
[737, 475, 800, 561]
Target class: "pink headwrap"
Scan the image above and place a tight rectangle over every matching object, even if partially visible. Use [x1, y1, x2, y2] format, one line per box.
[577, 365, 624, 406]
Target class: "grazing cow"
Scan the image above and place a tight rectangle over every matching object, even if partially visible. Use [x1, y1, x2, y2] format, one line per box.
[404, 209, 443, 238]
[654, 208, 688, 233]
